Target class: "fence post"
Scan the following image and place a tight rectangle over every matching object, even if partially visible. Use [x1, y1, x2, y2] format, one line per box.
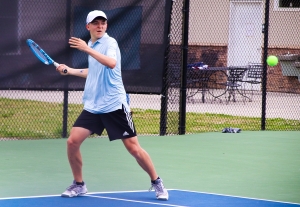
[179, 0, 190, 135]
[62, 91, 68, 138]
[62, 0, 72, 138]
[160, 0, 174, 136]
[261, 0, 270, 130]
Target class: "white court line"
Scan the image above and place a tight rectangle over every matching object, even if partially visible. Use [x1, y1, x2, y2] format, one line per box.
[85, 194, 188, 207]
[171, 189, 300, 206]
[0, 194, 59, 200]
[87, 189, 152, 194]
[0, 195, 61, 200]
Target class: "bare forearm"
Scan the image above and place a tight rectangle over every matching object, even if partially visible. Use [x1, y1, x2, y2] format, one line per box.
[84, 47, 116, 69]
[69, 37, 116, 69]
[67, 68, 88, 78]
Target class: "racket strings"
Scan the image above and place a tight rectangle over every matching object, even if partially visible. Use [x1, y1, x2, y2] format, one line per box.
[31, 45, 48, 63]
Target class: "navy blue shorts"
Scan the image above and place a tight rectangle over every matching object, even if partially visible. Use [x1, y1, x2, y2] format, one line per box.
[73, 105, 136, 141]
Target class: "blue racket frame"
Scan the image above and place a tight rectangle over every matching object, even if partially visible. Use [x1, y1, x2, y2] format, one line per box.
[26, 39, 55, 65]
[26, 39, 67, 73]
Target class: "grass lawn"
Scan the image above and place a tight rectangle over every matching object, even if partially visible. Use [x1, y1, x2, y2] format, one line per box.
[0, 98, 299, 138]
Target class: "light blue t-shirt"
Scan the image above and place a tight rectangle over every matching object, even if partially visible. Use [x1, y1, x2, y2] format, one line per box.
[82, 33, 129, 114]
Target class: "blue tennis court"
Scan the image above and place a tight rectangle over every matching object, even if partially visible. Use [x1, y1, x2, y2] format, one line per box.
[1, 190, 299, 207]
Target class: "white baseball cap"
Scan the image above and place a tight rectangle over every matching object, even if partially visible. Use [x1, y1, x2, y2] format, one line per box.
[86, 10, 107, 24]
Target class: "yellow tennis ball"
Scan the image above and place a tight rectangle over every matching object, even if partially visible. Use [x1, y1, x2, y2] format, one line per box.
[267, 55, 278, 67]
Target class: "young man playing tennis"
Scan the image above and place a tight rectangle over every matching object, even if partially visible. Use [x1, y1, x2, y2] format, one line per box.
[56, 10, 168, 200]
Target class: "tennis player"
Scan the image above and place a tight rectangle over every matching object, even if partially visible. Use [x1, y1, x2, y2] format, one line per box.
[56, 10, 168, 200]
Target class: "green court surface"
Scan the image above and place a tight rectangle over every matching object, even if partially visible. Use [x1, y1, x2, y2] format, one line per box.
[0, 131, 299, 204]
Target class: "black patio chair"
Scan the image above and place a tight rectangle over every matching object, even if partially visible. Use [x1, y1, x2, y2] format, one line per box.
[221, 66, 249, 103]
[243, 63, 263, 101]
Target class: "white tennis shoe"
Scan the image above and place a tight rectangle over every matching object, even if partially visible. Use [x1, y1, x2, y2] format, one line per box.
[149, 178, 169, 200]
[61, 180, 88, 197]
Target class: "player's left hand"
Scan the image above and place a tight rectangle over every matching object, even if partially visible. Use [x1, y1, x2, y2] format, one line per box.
[69, 37, 88, 51]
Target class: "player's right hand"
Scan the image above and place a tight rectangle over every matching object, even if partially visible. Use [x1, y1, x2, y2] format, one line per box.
[56, 64, 70, 75]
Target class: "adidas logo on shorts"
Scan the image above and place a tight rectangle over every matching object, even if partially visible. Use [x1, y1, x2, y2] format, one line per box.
[123, 131, 129, 136]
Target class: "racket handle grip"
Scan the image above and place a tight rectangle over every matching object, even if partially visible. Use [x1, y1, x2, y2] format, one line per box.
[54, 62, 68, 74]
[53, 62, 60, 67]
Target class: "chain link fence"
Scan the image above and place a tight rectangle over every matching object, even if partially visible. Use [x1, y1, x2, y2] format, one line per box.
[162, 0, 299, 135]
[0, 0, 299, 139]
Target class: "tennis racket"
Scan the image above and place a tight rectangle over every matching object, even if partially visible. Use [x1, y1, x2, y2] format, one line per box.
[26, 39, 67, 73]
